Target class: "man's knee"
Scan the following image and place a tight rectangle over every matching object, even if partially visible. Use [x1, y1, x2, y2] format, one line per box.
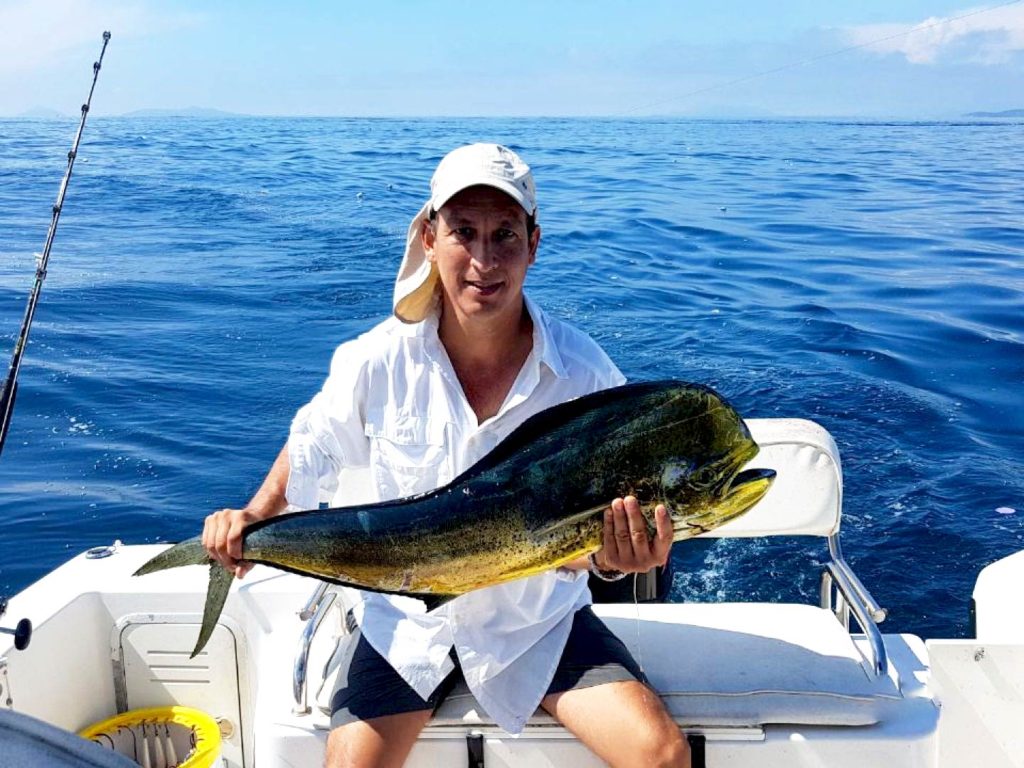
[324, 711, 432, 768]
[324, 728, 352, 768]
[624, 684, 690, 768]
[324, 728, 341, 768]
[324, 726, 380, 768]
[658, 730, 691, 768]
[631, 716, 690, 768]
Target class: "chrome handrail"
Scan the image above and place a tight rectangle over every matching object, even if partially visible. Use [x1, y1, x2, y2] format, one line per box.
[292, 587, 337, 715]
[823, 561, 888, 678]
[298, 581, 331, 622]
[828, 535, 887, 623]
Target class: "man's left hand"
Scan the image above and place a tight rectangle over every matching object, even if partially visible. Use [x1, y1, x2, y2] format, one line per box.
[593, 496, 673, 574]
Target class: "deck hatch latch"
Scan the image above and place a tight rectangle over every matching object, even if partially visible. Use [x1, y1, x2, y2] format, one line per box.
[688, 733, 706, 768]
[466, 730, 484, 767]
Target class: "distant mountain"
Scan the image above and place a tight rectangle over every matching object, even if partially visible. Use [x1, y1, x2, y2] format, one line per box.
[16, 107, 70, 118]
[119, 107, 248, 118]
[964, 109, 1024, 118]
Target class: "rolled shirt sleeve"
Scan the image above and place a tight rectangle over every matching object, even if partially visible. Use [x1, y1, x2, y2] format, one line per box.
[286, 338, 372, 510]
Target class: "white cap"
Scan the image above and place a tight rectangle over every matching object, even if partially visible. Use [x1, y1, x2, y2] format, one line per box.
[393, 143, 537, 323]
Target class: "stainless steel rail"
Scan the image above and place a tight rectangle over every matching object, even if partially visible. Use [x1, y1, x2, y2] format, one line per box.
[819, 538, 889, 679]
[298, 581, 331, 622]
[292, 586, 337, 715]
[828, 535, 887, 623]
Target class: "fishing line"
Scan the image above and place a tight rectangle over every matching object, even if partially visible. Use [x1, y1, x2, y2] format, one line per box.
[622, 0, 1024, 115]
[0, 31, 111, 458]
[633, 572, 644, 677]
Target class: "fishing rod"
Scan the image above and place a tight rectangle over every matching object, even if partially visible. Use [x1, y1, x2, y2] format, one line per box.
[0, 31, 111, 459]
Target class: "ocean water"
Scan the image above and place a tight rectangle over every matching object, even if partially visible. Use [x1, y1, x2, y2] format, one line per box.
[0, 117, 1021, 641]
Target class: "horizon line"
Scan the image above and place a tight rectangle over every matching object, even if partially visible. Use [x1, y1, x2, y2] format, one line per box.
[5, 110, 1024, 121]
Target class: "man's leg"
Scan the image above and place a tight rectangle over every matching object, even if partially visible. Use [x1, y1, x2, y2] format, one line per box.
[539, 606, 690, 768]
[323, 621, 457, 768]
[325, 709, 432, 768]
[542, 680, 690, 768]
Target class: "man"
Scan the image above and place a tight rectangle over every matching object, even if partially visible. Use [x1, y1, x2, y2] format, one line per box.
[203, 144, 690, 768]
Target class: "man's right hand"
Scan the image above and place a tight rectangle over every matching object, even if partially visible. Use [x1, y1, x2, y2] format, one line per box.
[202, 507, 263, 579]
[204, 444, 292, 578]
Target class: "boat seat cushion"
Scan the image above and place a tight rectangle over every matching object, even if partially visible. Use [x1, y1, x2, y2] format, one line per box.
[707, 418, 843, 538]
[427, 603, 904, 729]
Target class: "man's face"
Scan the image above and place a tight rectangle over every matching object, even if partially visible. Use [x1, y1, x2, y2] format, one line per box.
[423, 185, 540, 324]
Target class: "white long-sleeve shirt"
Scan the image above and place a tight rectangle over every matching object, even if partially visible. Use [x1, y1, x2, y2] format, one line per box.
[285, 295, 625, 734]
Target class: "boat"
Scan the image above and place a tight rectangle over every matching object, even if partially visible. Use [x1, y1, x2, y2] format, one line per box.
[2, 415, 1022, 767]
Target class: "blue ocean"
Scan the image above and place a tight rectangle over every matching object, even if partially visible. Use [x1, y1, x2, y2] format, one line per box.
[1, 117, 1021, 640]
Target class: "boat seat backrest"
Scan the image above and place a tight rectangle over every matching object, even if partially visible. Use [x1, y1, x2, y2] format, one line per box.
[701, 418, 842, 539]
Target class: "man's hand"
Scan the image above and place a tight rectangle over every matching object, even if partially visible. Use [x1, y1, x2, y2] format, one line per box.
[592, 496, 673, 574]
[203, 445, 291, 579]
[202, 507, 262, 579]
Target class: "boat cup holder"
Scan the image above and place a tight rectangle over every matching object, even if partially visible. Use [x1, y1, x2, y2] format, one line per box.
[0, 597, 32, 651]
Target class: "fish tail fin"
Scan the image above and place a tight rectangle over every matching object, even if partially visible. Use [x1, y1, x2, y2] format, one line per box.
[133, 536, 209, 576]
[133, 538, 232, 658]
[191, 562, 234, 658]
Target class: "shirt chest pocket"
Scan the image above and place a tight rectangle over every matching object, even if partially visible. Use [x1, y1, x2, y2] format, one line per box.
[363, 415, 453, 501]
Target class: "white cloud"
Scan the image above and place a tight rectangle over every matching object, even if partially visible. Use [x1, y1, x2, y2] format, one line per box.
[843, 4, 1024, 65]
[0, 0, 200, 75]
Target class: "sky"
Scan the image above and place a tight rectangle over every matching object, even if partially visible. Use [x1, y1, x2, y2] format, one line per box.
[1, 0, 1022, 118]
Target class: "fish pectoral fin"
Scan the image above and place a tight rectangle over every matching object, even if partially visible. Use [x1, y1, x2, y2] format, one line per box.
[191, 563, 234, 659]
[532, 503, 608, 538]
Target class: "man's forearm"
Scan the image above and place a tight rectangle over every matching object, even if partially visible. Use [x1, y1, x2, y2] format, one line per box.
[562, 555, 592, 572]
[563, 551, 617, 572]
[246, 444, 291, 520]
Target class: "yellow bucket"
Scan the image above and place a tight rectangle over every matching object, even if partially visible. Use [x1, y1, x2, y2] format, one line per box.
[79, 706, 220, 768]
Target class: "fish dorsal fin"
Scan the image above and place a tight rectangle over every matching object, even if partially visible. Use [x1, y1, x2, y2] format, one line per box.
[446, 381, 686, 488]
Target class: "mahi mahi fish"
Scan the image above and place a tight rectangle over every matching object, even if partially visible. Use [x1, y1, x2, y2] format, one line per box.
[135, 380, 775, 657]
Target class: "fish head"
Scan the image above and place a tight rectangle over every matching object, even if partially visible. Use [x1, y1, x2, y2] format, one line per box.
[661, 453, 775, 539]
[646, 384, 776, 539]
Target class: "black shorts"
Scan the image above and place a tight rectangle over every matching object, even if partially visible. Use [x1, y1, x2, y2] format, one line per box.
[329, 605, 646, 729]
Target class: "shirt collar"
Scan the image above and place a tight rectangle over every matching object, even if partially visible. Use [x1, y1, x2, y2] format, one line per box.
[523, 294, 568, 380]
[405, 294, 569, 381]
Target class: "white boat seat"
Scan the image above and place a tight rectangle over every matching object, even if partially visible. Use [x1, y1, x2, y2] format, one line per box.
[426, 603, 905, 730]
[709, 418, 842, 538]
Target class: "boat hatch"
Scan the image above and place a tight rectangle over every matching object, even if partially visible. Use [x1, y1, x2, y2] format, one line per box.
[113, 615, 246, 767]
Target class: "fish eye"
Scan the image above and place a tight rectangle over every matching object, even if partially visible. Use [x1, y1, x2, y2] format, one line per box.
[691, 464, 718, 490]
